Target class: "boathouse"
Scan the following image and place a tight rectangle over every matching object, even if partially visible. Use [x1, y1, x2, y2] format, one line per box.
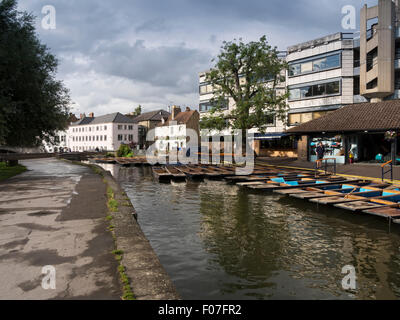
[286, 100, 400, 165]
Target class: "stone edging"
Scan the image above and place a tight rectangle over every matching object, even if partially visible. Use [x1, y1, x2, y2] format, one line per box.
[64, 159, 181, 300]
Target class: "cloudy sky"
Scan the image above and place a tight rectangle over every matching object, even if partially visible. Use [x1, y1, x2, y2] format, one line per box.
[17, 0, 377, 116]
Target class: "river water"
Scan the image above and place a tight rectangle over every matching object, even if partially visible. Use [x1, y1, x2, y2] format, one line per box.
[103, 164, 400, 300]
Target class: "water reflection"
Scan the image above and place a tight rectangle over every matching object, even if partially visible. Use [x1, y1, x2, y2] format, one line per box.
[101, 165, 400, 300]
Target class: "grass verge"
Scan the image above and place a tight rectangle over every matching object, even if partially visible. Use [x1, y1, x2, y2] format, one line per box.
[0, 162, 27, 182]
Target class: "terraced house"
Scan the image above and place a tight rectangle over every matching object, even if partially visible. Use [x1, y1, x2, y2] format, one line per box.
[68, 112, 139, 152]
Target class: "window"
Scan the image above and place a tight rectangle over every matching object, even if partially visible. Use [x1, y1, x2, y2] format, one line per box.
[128, 134, 133, 141]
[124, 125, 127, 130]
[104, 135, 107, 141]
[118, 134, 123, 141]
[288, 111, 332, 126]
[199, 84, 214, 95]
[118, 125, 122, 130]
[288, 53, 341, 77]
[199, 100, 228, 113]
[288, 80, 341, 101]
[104, 125, 107, 130]
[128, 125, 133, 130]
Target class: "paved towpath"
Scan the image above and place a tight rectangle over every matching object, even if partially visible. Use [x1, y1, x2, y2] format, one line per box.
[0, 159, 120, 299]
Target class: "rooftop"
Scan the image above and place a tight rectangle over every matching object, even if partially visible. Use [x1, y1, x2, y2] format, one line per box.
[158, 109, 198, 127]
[71, 112, 135, 126]
[128, 110, 170, 123]
[286, 100, 400, 134]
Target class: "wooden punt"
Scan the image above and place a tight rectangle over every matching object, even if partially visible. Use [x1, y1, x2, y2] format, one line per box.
[247, 179, 362, 191]
[165, 166, 187, 181]
[277, 180, 388, 199]
[334, 193, 400, 212]
[152, 166, 173, 182]
[175, 166, 205, 180]
[309, 188, 399, 205]
[234, 174, 314, 185]
[362, 207, 400, 220]
[334, 201, 398, 212]
[277, 181, 373, 196]
[202, 165, 235, 177]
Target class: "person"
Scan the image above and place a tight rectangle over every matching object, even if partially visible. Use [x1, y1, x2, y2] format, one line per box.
[316, 142, 325, 169]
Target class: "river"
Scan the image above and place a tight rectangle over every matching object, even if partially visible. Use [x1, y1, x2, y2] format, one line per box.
[102, 164, 400, 300]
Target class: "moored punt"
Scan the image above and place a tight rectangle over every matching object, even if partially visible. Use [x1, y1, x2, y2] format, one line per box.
[186, 165, 223, 178]
[224, 170, 310, 183]
[165, 166, 187, 181]
[362, 207, 400, 221]
[152, 166, 173, 182]
[175, 166, 205, 180]
[200, 165, 235, 177]
[334, 193, 400, 212]
[309, 187, 400, 205]
[247, 179, 362, 191]
[275, 181, 376, 196]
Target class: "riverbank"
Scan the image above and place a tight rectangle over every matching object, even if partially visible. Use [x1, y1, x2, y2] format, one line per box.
[0, 162, 26, 181]
[0, 158, 179, 300]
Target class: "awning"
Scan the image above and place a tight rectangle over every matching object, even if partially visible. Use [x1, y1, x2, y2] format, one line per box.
[254, 133, 288, 140]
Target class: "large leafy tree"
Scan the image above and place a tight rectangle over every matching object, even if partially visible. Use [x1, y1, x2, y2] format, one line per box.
[200, 36, 288, 151]
[0, 0, 71, 147]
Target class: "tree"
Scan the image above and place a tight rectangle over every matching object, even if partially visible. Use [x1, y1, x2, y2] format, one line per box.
[0, 0, 71, 147]
[200, 36, 288, 153]
[133, 105, 142, 116]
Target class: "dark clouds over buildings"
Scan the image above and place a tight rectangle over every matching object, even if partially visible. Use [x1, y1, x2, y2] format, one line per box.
[18, 0, 378, 115]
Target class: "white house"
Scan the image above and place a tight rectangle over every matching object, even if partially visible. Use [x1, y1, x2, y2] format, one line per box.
[155, 106, 200, 152]
[68, 112, 138, 152]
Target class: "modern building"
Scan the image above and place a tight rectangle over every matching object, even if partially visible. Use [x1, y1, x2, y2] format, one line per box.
[287, 0, 400, 164]
[155, 106, 200, 153]
[68, 112, 138, 152]
[198, 0, 400, 163]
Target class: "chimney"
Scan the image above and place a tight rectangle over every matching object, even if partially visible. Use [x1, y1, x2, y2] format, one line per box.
[80, 113, 84, 119]
[89, 112, 94, 118]
[171, 106, 181, 120]
[185, 107, 191, 112]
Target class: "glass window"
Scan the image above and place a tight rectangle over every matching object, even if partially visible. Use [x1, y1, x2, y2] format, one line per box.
[325, 54, 341, 69]
[326, 81, 340, 94]
[313, 84, 326, 96]
[312, 59, 325, 72]
[289, 88, 300, 100]
[300, 86, 312, 98]
[289, 64, 301, 76]
[301, 61, 313, 73]
[289, 113, 301, 125]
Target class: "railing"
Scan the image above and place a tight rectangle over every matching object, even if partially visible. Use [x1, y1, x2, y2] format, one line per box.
[381, 160, 393, 182]
[315, 158, 337, 176]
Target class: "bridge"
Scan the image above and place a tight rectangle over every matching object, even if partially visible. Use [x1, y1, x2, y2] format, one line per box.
[0, 152, 104, 166]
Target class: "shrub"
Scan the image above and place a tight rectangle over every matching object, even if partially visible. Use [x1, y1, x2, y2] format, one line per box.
[116, 144, 132, 157]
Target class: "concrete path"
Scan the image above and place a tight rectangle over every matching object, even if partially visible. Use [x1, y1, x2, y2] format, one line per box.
[0, 159, 120, 299]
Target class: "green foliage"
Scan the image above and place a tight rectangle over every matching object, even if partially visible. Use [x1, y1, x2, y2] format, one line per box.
[0, 162, 26, 181]
[0, 0, 71, 147]
[200, 36, 289, 133]
[116, 144, 132, 157]
[108, 199, 118, 212]
[133, 105, 142, 116]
